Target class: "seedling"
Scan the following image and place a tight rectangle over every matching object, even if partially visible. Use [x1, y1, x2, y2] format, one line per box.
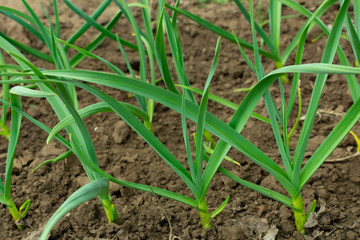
[1, 0, 360, 238]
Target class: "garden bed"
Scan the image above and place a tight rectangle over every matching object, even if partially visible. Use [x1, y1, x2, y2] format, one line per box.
[0, 0, 359, 239]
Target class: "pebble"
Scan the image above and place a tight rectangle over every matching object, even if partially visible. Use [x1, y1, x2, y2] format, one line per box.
[317, 188, 330, 199]
[112, 121, 130, 144]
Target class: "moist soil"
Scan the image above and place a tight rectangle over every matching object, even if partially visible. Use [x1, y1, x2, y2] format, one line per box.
[0, 1, 359, 239]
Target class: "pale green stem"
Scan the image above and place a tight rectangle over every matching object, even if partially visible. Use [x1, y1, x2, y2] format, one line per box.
[99, 194, 118, 224]
[275, 61, 289, 84]
[6, 198, 23, 229]
[0, 122, 10, 140]
[198, 199, 212, 230]
[144, 120, 154, 134]
[292, 193, 306, 235]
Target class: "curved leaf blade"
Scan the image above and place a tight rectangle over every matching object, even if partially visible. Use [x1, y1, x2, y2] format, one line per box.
[10, 86, 56, 98]
[40, 179, 109, 240]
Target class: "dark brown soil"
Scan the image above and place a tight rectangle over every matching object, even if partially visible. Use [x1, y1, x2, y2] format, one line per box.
[0, 1, 359, 239]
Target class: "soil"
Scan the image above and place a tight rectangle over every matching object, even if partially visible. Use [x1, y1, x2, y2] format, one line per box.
[0, 1, 359, 239]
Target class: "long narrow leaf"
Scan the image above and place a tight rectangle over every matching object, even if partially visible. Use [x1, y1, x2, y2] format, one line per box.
[279, 0, 336, 63]
[70, 12, 122, 68]
[10, 86, 56, 98]
[163, 12, 195, 102]
[64, 0, 112, 51]
[280, 0, 360, 102]
[60, 39, 125, 76]
[177, 84, 271, 124]
[112, 0, 147, 111]
[47, 101, 149, 144]
[63, 0, 138, 51]
[165, 4, 279, 62]
[4, 94, 22, 201]
[269, 0, 282, 56]
[0, 7, 44, 42]
[40, 179, 110, 240]
[292, 0, 350, 186]
[154, 8, 180, 94]
[354, 0, 360, 34]
[0, 33, 53, 63]
[195, 37, 221, 189]
[233, 0, 276, 53]
[181, 92, 195, 180]
[300, 95, 360, 188]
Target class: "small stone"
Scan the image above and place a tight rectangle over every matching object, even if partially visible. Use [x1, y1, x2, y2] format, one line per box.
[221, 175, 237, 188]
[109, 181, 122, 195]
[112, 121, 130, 144]
[263, 225, 279, 240]
[319, 212, 331, 225]
[279, 205, 291, 219]
[218, 225, 245, 240]
[346, 230, 358, 240]
[75, 176, 90, 187]
[279, 219, 294, 234]
[317, 188, 330, 199]
[13, 149, 34, 169]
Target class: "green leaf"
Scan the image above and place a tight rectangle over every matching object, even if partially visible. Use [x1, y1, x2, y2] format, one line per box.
[300, 94, 360, 189]
[154, 7, 180, 94]
[19, 199, 31, 220]
[163, 12, 195, 102]
[0, 64, 23, 71]
[344, 13, 360, 65]
[4, 94, 22, 201]
[354, 0, 360, 34]
[233, 31, 256, 72]
[10, 86, 56, 98]
[181, 91, 195, 180]
[306, 199, 317, 220]
[0, 6, 44, 42]
[279, 0, 336, 64]
[165, 4, 279, 62]
[32, 150, 73, 172]
[64, 0, 112, 51]
[195, 37, 221, 189]
[113, 0, 147, 110]
[21, 0, 51, 49]
[47, 101, 149, 144]
[40, 179, 109, 240]
[59, 39, 125, 76]
[269, 0, 282, 55]
[279, 0, 360, 102]
[209, 195, 229, 219]
[63, 0, 138, 51]
[176, 84, 271, 124]
[0, 33, 53, 63]
[233, 0, 276, 53]
[220, 165, 295, 208]
[70, 12, 122, 68]
[292, 0, 350, 186]
[0, 196, 6, 205]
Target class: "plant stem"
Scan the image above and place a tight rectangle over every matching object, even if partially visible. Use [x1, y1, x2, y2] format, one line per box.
[6, 198, 23, 229]
[144, 120, 154, 133]
[292, 193, 306, 235]
[198, 198, 212, 230]
[0, 122, 10, 140]
[99, 194, 118, 224]
[275, 61, 289, 84]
